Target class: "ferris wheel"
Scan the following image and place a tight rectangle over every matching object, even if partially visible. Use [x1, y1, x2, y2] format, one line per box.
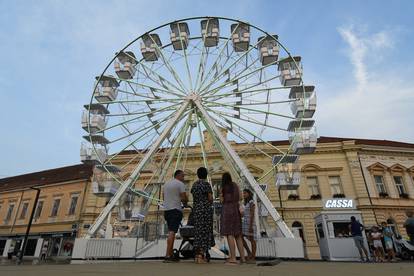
[80, 16, 317, 239]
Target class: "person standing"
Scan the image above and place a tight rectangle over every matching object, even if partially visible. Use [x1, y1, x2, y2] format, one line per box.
[370, 226, 385, 262]
[242, 189, 257, 264]
[40, 241, 48, 261]
[163, 170, 188, 262]
[349, 216, 370, 262]
[191, 167, 214, 264]
[403, 210, 414, 245]
[381, 221, 396, 262]
[220, 172, 245, 265]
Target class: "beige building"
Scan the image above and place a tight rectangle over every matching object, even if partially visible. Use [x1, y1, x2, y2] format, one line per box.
[0, 164, 93, 258]
[1, 136, 414, 260]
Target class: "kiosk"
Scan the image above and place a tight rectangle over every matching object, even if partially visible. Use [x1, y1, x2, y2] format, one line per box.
[314, 198, 370, 261]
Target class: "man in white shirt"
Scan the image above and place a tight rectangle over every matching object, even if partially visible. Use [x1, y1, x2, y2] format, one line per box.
[163, 170, 188, 262]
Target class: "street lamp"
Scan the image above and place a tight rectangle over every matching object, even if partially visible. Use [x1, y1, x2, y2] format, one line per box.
[18, 186, 41, 264]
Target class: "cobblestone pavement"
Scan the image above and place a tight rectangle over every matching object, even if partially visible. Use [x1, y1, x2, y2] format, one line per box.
[0, 260, 413, 276]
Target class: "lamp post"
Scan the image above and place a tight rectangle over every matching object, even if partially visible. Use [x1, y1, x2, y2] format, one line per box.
[18, 187, 40, 264]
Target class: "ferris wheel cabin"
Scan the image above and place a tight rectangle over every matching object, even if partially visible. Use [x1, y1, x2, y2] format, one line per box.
[140, 34, 162, 61]
[273, 154, 301, 190]
[114, 51, 137, 79]
[289, 85, 317, 118]
[278, 56, 303, 86]
[288, 119, 317, 154]
[201, 18, 219, 47]
[231, 23, 250, 52]
[258, 35, 280, 66]
[94, 75, 119, 103]
[80, 143, 108, 165]
[170, 22, 190, 50]
[91, 170, 120, 197]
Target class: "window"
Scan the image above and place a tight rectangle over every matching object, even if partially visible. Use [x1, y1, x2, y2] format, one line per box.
[19, 202, 29, 219]
[34, 201, 43, 219]
[50, 199, 61, 217]
[393, 176, 406, 196]
[329, 176, 343, 195]
[374, 175, 387, 194]
[5, 204, 15, 221]
[68, 196, 79, 215]
[332, 222, 351, 238]
[307, 176, 320, 196]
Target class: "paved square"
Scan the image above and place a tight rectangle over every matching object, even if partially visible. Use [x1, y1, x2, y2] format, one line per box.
[1, 261, 414, 276]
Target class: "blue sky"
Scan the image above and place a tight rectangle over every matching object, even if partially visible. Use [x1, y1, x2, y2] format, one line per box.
[0, 0, 413, 177]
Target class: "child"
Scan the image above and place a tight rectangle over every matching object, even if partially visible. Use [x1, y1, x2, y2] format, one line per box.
[370, 226, 385, 262]
[242, 189, 257, 264]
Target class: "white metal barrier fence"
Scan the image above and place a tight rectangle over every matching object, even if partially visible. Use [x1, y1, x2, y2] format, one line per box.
[85, 239, 122, 258]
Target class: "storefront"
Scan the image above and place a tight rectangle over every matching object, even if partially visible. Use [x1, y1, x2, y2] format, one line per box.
[1, 232, 75, 259]
[314, 199, 370, 261]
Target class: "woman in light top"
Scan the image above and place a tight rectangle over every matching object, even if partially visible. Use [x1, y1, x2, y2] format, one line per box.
[242, 189, 257, 263]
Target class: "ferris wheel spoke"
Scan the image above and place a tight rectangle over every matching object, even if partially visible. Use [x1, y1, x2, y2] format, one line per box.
[108, 110, 178, 144]
[207, 112, 272, 159]
[203, 99, 295, 120]
[112, 75, 183, 98]
[148, 35, 189, 93]
[98, 103, 181, 132]
[197, 24, 240, 91]
[199, 36, 267, 94]
[139, 62, 186, 95]
[122, 50, 187, 95]
[204, 105, 285, 155]
[203, 59, 279, 97]
[104, 108, 190, 166]
[195, 112, 213, 188]
[206, 106, 287, 132]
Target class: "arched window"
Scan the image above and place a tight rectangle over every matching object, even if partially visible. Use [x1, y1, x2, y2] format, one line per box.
[292, 221, 305, 243]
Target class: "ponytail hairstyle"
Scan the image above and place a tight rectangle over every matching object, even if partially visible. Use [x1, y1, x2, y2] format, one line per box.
[243, 188, 253, 205]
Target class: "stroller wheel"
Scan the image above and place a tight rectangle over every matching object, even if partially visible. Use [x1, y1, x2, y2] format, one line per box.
[173, 249, 180, 260]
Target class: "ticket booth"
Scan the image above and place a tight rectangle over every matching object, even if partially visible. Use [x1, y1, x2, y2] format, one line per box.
[314, 199, 370, 261]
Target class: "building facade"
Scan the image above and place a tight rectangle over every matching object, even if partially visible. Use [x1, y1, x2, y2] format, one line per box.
[1, 136, 414, 260]
[0, 164, 93, 258]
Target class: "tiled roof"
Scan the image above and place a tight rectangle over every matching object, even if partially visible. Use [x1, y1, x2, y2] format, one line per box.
[0, 164, 93, 193]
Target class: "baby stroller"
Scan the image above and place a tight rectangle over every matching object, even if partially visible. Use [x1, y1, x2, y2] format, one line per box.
[395, 236, 414, 260]
[173, 207, 211, 262]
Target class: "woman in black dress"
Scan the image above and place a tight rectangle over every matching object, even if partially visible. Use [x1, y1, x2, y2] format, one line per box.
[191, 167, 214, 264]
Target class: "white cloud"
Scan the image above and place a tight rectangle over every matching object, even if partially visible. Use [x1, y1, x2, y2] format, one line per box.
[317, 25, 414, 142]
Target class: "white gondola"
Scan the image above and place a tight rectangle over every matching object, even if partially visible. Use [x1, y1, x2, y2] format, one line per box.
[119, 193, 146, 221]
[201, 18, 219, 47]
[231, 23, 250, 52]
[140, 34, 162, 61]
[273, 154, 300, 190]
[114, 51, 137, 79]
[278, 56, 303, 86]
[288, 119, 317, 154]
[94, 75, 119, 103]
[170, 22, 190, 50]
[83, 103, 109, 115]
[91, 171, 120, 197]
[258, 35, 279, 65]
[82, 133, 110, 145]
[81, 110, 107, 133]
[289, 85, 317, 118]
[80, 143, 107, 164]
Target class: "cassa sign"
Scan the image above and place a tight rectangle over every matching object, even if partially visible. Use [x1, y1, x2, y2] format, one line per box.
[323, 199, 355, 209]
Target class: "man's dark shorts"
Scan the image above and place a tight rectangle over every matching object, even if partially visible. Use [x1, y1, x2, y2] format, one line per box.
[164, 209, 183, 233]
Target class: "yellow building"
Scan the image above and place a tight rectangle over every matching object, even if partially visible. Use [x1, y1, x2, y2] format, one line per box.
[0, 164, 93, 258]
[1, 136, 414, 260]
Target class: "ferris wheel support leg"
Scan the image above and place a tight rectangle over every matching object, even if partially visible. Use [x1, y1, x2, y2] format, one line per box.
[194, 99, 294, 238]
[85, 101, 190, 238]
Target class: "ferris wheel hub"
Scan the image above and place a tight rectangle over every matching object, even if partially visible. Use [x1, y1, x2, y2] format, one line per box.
[186, 92, 202, 102]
